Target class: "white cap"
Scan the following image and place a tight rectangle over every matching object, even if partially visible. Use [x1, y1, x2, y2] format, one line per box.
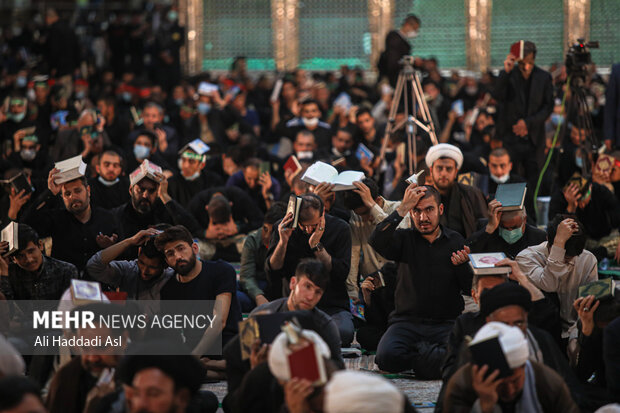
[425, 143, 463, 170]
[473, 321, 529, 369]
[267, 329, 330, 382]
[324, 370, 405, 413]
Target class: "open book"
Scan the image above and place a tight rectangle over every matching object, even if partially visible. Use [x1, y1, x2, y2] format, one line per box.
[301, 161, 364, 191]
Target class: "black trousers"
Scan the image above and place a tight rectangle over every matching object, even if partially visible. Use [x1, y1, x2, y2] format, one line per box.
[375, 320, 454, 379]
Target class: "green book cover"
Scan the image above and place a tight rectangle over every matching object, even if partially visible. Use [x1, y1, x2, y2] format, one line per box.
[578, 278, 615, 300]
[495, 182, 527, 210]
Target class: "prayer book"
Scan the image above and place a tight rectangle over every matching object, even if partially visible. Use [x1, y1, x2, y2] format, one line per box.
[129, 160, 163, 187]
[286, 195, 303, 229]
[1, 222, 18, 256]
[356, 143, 374, 161]
[287, 339, 328, 385]
[70, 279, 103, 305]
[54, 155, 86, 185]
[406, 170, 425, 185]
[0, 172, 33, 195]
[469, 334, 513, 378]
[239, 313, 310, 360]
[283, 155, 302, 179]
[578, 278, 616, 301]
[510, 40, 525, 60]
[495, 182, 527, 212]
[468, 252, 511, 275]
[301, 161, 364, 191]
[270, 79, 283, 102]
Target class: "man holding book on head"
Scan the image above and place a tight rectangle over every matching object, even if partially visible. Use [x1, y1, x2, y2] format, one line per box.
[265, 193, 353, 346]
[369, 183, 472, 379]
[19, 156, 118, 272]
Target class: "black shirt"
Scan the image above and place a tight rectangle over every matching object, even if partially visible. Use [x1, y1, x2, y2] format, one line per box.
[265, 214, 352, 311]
[160, 259, 242, 345]
[167, 170, 223, 208]
[21, 192, 118, 271]
[88, 176, 130, 210]
[369, 211, 472, 322]
[467, 222, 547, 259]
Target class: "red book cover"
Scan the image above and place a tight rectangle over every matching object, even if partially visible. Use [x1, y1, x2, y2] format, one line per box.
[287, 342, 326, 385]
[283, 155, 302, 176]
[510, 40, 524, 60]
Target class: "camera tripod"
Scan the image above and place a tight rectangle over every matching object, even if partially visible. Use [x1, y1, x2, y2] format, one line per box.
[378, 56, 438, 175]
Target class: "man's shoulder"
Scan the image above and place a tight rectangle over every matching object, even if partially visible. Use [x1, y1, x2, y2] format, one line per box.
[201, 259, 236, 278]
[456, 182, 486, 200]
[441, 225, 466, 244]
[325, 213, 350, 229]
[250, 297, 287, 316]
[44, 256, 77, 274]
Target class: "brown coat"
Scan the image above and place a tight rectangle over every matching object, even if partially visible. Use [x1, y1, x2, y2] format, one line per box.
[443, 361, 579, 413]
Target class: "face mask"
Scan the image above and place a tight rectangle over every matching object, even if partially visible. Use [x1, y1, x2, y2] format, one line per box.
[20, 149, 36, 161]
[167, 11, 178, 21]
[490, 173, 510, 184]
[183, 171, 201, 181]
[122, 92, 132, 102]
[98, 176, 119, 187]
[575, 156, 583, 169]
[302, 117, 319, 128]
[9, 111, 26, 123]
[465, 86, 477, 96]
[499, 226, 524, 244]
[407, 30, 418, 39]
[16, 76, 27, 88]
[197, 102, 211, 115]
[75, 90, 86, 100]
[174, 98, 184, 106]
[134, 144, 150, 160]
[550, 113, 564, 126]
[296, 151, 314, 160]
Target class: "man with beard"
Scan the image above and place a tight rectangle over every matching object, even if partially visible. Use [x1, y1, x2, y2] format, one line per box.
[426, 143, 488, 238]
[88, 150, 130, 209]
[111, 163, 202, 258]
[20, 168, 118, 272]
[86, 228, 172, 301]
[369, 184, 472, 379]
[157, 225, 241, 355]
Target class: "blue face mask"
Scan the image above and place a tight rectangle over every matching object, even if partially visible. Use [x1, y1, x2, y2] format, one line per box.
[122, 92, 132, 102]
[174, 98, 184, 106]
[197, 102, 211, 115]
[16, 76, 27, 88]
[75, 90, 86, 100]
[575, 156, 583, 168]
[499, 226, 524, 244]
[550, 113, 564, 126]
[133, 144, 151, 160]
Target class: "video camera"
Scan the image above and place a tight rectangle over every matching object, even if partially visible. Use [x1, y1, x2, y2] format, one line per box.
[565, 39, 599, 79]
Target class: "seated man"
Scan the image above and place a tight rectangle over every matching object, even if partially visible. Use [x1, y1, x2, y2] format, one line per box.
[291, 129, 318, 162]
[238, 203, 286, 310]
[549, 179, 620, 258]
[226, 158, 281, 213]
[426, 143, 488, 238]
[88, 149, 130, 210]
[127, 102, 179, 166]
[517, 215, 597, 345]
[157, 225, 242, 354]
[467, 203, 546, 259]
[0, 224, 77, 301]
[199, 194, 245, 262]
[86, 228, 172, 301]
[167, 140, 223, 208]
[266, 193, 353, 346]
[6, 133, 53, 182]
[125, 129, 172, 173]
[281, 99, 332, 149]
[21, 169, 118, 272]
[369, 184, 471, 379]
[443, 321, 579, 413]
[315, 126, 359, 170]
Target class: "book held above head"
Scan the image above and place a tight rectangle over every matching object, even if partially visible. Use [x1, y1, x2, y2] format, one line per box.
[1, 222, 18, 257]
[301, 161, 364, 191]
[468, 252, 511, 275]
[53, 155, 87, 184]
[494, 182, 527, 212]
[129, 160, 163, 187]
[179, 139, 210, 161]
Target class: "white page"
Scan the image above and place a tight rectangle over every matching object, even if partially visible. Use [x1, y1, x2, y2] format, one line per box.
[301, 162, 338, 186]
[332, 170, 364, 186]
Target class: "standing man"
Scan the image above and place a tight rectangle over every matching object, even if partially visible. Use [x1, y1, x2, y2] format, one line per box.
[369, 184, 472, 379]
[378, 14, 421, 87]
[492, 41, 554, 189]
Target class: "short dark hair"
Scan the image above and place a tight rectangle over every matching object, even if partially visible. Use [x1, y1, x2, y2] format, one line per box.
[295, 130, 315, 143]
[299, 193, 324, 221]
[355, 107, 373, 120]
[62, 175, 88, 189]
[100, 149, 123, 163]
[135, 129, 158, 148]
[472, 273, 508, 292]
[404, 14, 421, 27]
[154, 225, 194, 251]
[419, 184, 441, 206]
[207, 195, 232, 225]
[0, 376, 42, 410]
[294, 258, 329, 291]
[300, 99, 320, 110]
[546, 214, 586, 257]
[489, 148, 510, 159]
[264, 202, 287, 225]
[243, 157, 261, 169]
[343, 178, 379, 210]
[140, 237, 165, 262]
[17, 224, 39, 251]
[524, 41, 537, 58]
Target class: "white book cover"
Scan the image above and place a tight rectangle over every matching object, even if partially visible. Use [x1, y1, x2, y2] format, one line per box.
[1, 222, 18, 256]
[301, 161, 364, 191]
[468, 252, 507, 269]
[54, 155, 87, 184]
[129, 160, 163, 187]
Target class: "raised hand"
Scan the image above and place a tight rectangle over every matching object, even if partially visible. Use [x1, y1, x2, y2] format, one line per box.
[485, 199, 503, 233]
[451, 245, 471, 266]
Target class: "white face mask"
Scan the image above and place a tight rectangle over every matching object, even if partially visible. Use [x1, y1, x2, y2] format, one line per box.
[296, 151, 314, 160]
[302, 117, 319, 128]
[98, 176, 119, 187]
[183, 171, 201, 181]
[490, 173, 510, 184]
[407, 30, 418, 39]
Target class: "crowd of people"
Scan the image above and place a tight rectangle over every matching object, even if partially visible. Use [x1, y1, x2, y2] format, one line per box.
[0, 7, 620, 413]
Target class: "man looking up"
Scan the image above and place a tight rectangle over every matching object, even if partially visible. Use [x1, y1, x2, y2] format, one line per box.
[425, 143, 488, 238]
[369, 184, 472, 379]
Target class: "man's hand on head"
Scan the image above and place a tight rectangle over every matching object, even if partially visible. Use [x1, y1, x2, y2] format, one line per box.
[396, 184, 426, 217]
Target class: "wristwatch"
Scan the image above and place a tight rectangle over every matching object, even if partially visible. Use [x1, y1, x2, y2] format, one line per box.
[311, 242, 324, 253]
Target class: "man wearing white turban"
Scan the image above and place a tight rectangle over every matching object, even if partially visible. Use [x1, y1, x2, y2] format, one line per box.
[443, 321, 579, 413]
[425, 143, 488, 238]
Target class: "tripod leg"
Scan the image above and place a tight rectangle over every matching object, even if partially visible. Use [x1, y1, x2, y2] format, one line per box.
[378, 72, 406, 163]
[412, 72, 439, 145]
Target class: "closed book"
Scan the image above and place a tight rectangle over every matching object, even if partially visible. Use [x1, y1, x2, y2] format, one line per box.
[54, 155, 87, 184]
[510, 40, 525, 60]
[468, 252, 511, 275]
[356, 143, 374, 161]
[9, 173, 34, 195]
[301, 161, 364, 191]
[287, 341, 327, 385]
[70, 279, 103, 306]
[469, 334, 513, 379]
[578, 278, 616, 301]
[286, 195, 303, 229]
[283, 155, 302, 178]
[1, 222, 18, 256]
[495, 182, 527, 211]
[405, 170, 424, 185]
[129, 160, 163, 187]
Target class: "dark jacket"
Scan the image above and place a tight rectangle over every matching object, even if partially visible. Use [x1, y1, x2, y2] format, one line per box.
[442, 182, 488, 239]
[467, 221, 547, 259]
[604, 63, 620, 148]
[381, 30, 411, 87]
